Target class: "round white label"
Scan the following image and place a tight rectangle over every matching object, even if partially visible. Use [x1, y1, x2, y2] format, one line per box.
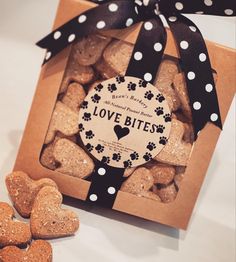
[79, 76, 172, 168]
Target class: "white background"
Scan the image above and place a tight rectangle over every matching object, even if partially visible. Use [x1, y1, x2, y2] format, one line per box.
[0, 1, 235, 261]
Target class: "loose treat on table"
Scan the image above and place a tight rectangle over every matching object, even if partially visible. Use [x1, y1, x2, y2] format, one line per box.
[0, 202, 32, 248]
[5, 171, 57, 217]
[30, 186, 80, 239]
[0, 240, 52, 262]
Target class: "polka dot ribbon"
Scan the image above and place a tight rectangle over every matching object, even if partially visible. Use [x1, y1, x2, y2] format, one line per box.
[37, 0, 235, 139]
[36, 0, 235, 208]
[87, 161, 125, 207]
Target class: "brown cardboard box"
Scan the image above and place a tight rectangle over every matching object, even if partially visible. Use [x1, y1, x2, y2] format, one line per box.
[14, 0, 236, 229]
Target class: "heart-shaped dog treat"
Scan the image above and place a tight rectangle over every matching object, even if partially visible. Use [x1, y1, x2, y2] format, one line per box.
[0, 240, 52, 262]
[30, 186, 79, 239]
[44, 102, 79, 144]
[62, 82, 86, 113]
[5, 171, 58, 218]
[154, 59, 181, 112]
[121, 168, 154, 195]
[154, 119, 192, 166]
[0, 202, 31, 248]
[53, 138, 94, 178]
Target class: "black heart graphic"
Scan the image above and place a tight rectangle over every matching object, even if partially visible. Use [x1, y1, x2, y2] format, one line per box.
[114, 125, 130, 140]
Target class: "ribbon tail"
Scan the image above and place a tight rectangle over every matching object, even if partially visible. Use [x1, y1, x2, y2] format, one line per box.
[86, 162, 125, 208]
[36, 0, 141, 64]
[167, 14, 222, 139]
[126, 16, 167, 85]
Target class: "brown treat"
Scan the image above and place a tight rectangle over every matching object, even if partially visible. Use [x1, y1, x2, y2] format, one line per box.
[73, 35, 111, 66]
[53, 138, 94, 178]
[174, 111, 192, 123]
[62, 82, 86, 112]
[173, 72, 217, 121]
[155, 183, 178, 203]
[155, 119, 192, 166]
[140, 191, 161, 201]
[60, 53, 95, 93]
[88, 80, 104, 92]
[174, 166, 186, 188]
[0, 240, 52, 262]
[183, 123, 195, 144]
[40, 143, 58, 170]
[121, 168, 154, 195]
[0, 202, 31, 248]
[30, 186, 79, 239]
[103, 40, 133, 75]
[154, 59, 181, 111]
[41, 134, 77, 170]
[5, 171, 57, 218]
[123, 167, 136, 178]
[149, 163, 175, 185]
[173, 73, 192, 120]
[45, 102, 79, 144]
[94, 59, 117, 79]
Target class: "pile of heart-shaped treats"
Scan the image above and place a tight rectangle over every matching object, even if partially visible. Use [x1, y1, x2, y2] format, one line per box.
[0, 171, 80, 262]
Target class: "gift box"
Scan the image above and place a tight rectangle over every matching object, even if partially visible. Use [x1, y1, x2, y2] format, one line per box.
[14, 0, 236, 229]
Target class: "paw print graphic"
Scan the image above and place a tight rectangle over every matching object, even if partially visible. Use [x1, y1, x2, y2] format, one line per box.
[85, 130, 95, 139]
[156, 94, 165, 103]
[78, 123, 84, 132]
[157, 125, 165, 133]
[108, 83, 117, 93]
[155, 107, 164, 116]
[82, 112, 91, 121]
[146, 142, 156, 151]
[163, 113, 172, 122]
[139, 79, 148, 88]
[101, 156, 110, 164]
[116, 75, 125, 84]
[123, 160, 132, 168]
[159, 136, 168, 145]
[112, 153, 121, 162]
[95, 144, 104, 153]
[95, 83, 103, 92]
[144, 91, 154, 100]
[128, 82, 137, 91]
[81, 101, 88, 109]
[130, 152, 139, 161]
[143, 152, 152, 162]
[85, 143, 94, 152]
[91, 94, 101, 103]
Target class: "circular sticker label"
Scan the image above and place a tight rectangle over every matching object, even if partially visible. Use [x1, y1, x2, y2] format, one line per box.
[79, 76, 172, 168]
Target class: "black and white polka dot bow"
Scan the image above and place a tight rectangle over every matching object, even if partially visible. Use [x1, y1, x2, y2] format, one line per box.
[37, 0, 236, 138]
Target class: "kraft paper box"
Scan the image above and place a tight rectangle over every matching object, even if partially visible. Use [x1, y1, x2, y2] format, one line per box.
[14, 0, 236, 229]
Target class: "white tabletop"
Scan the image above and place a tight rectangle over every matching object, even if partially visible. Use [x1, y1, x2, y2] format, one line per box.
[0, 1, 235, 261]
